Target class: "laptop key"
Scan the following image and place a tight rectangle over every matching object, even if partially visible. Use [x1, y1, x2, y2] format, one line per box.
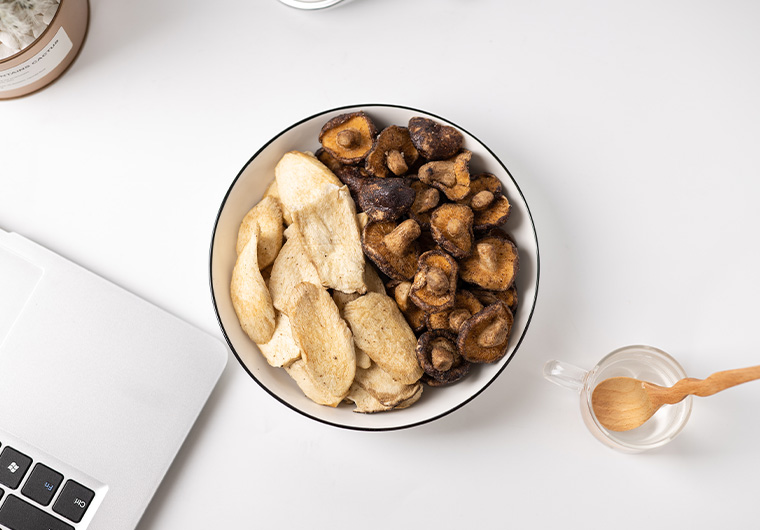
[0, 495, 74, 530]
[21, 463, 64, 506]
[0, 447, 32, 489]
[53, 480, 95, 523]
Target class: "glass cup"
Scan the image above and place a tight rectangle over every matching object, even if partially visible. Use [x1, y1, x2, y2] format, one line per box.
[543, 345, 693, 453]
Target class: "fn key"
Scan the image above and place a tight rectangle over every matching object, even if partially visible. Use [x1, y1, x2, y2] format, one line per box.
[53, 480, 95, 523]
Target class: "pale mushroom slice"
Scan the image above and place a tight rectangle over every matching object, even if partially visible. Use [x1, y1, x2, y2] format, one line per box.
[236, 196, 284, 269]
[342, 292, 423, 385]
[354, 362, 422, 407]
[263, 178, 293, 226]
[292, 185, 366, 294]
[288, 282, 356, 398]
[285, 359, 345, 407]
[274, 151, 343, 215]
[268, 224, 322, 314]
[230, 228, 276, 344]
[257, 311, 301, 368]
[346, 382, 393, 413]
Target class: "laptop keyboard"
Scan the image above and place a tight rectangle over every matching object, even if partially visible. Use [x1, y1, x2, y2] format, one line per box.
[0, 437, 98, 530]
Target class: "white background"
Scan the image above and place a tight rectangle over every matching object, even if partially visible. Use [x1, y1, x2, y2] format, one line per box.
[3, 0, 760, 528]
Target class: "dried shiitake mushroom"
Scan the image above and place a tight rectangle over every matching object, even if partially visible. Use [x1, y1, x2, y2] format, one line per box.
[426, 289, 484, 334]
[315, 147, 345, 174]
[408, 180, 440, 230]
[365, 125, 419, 178]
[393, 281, 427, 333]
[408, 117, 464, 161]
[457, 301, 514, 363]
[319, 111, 378, 165]
[472, 286, 518, 315]
[416, 330, 471, 385]
[418, 150, 472, 201]
[356, 177, 415, 222]
[362, 219, 421, 281]
[410, 250, 458, 312]
[459, 235, 519, 291]
[430, 203, 474, 259]
[464, 173, 511, 231]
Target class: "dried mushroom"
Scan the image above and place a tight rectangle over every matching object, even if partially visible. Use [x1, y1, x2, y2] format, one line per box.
[472, 286, 518, 315]
[416, 330, 471, 385]
[365, 125, 419, 178]
[459, 235, 519, 291]
[362, 219, 421, 281]
[319, 111, 378, 165]
[315, 147, 345, 174]
[418, 150, 472, 201]
[408, 117, 464, 161]
[457, 301, 514, 363]
[408, 180, 440, 230]
[426, 289, 484, 334]
[430, 203, 474, 259]
[356, 177, 415, 222]
[393, 281, 426, 333]
[410, 250, 458, 312]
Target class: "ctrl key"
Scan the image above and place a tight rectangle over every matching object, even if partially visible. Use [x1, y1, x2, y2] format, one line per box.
[52, 480, 95, 523]
[0, 495, 74, 530]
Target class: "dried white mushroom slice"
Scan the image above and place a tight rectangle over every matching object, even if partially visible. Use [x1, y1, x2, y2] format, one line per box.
[230, 229, 276, 344]
[292, 185, 366, 294]
[363, 262, 386, 295]
[394, 384, 423, 409]
[236, 196, 284, 269]
[268, 224, 322, 314]
[354, 362, 422, 407]
[288, 282, 356, 398]
[285, 359, 344, 407]
[346, 382, 393, 413]
[262, 179, 293, 225]
[332, 290, 360, 312]
[354, 345, 372, 370]
[343, 292, 423, 385]
[274, 151, 342, 215]
[257, 312, 301, 368]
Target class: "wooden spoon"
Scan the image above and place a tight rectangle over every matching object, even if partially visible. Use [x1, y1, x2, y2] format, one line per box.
[591, 365, 760, 432]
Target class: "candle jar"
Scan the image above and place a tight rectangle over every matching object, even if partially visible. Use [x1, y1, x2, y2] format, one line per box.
[0, 0, 89, 99]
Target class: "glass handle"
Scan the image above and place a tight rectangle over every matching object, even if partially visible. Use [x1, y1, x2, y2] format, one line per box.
[543, 360, 587, 393]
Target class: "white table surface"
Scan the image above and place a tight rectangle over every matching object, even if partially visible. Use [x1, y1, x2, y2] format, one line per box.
[3, 0, 760, 528]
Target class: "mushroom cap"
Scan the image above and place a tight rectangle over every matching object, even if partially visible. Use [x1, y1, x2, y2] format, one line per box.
[408, 180, 440, 230]
[471, 285, 518, 315]
[430, 203, 475, 258]
[365, 125, 419, 178]
[361, 220, 421, 281]
[461, 173, 512, 230]
[457, 301, 514, 363]
[319, 111, 378, 165]
[333, 165, 371, 201]
[315, 147, 345, 174]
[356, 177, 416, 222]
[418, 150, 472, 201]
[410, 250, 458, 312]
[408, 117, 465, 161]
[425, 289, 484, 333]
[416, 330, 471, 385]
[458, 234, 519, 291]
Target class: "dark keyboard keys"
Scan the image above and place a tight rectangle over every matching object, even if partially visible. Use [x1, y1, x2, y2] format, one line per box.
[0, 447, 32, 489]
[21, 463, 64, 506]
[0, 495, 74, 530]
[53, 480, 95, 523]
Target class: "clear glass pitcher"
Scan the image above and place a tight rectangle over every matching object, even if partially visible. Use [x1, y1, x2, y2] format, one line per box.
[544, 345, 693, 453]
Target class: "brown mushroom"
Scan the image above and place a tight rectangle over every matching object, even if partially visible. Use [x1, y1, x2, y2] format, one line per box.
[362, 219, 421, 281]
[471, 286, 518, 315]
[458, 235, 519, 291]
[416, 330, 471, 385]
[315, 147, 345, 174]
[426, 290, 484, 333]
[418, 150, 472, 201]
[356, 177, 415, 222]
[333, 165, 372, 200]
[457, 301, 514, 363]
[393, 281, 427, 333]
[410, 250, 458, 312]
[460, 173, 512, 231]
[430, 203, 474, 259]
[365, 125, 419, 178]
[408, 117, 464, 161]
[319, 112, 378, 165]
[408, 180, 440, 230]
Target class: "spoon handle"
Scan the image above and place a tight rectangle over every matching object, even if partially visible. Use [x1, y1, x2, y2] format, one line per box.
[664, 365, 760, 403]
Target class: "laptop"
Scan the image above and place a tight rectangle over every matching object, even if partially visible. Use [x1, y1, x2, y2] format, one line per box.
[0, 228, 227, 530]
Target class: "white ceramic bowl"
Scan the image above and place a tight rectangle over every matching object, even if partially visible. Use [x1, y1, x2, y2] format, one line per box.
[210, 104, 540, 431]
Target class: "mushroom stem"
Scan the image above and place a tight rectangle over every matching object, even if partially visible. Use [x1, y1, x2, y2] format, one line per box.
[336, 128, 361, 149]
[431, 339, 456, 371]
[477, 317, 509, 348]
[386, 149, 408, 176]
[448, 309, 472, 333]
[471, 190, 495, 211]
[393, 281, 412, 311]
[477, 242, 498, 272]
[382, 219, 421, 256]
[446, 218, 466, 237]
[426, 267, 450, 296]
